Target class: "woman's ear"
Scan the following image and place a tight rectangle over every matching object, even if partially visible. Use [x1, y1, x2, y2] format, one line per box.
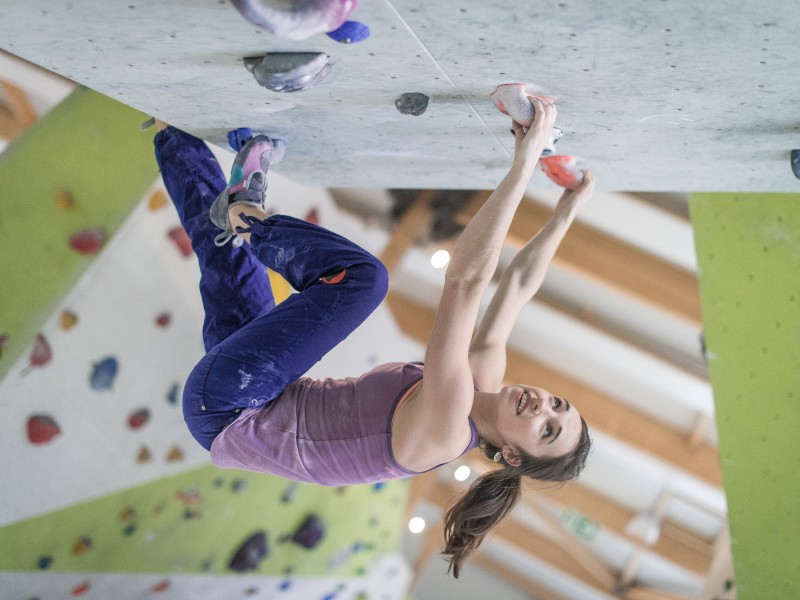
[502, 445, 522, 467]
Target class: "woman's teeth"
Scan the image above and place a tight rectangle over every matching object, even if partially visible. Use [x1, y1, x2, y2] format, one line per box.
[517, 392, 528, 415]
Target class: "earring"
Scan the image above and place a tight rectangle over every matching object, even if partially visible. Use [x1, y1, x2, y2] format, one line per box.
[493, 451, 502, 462]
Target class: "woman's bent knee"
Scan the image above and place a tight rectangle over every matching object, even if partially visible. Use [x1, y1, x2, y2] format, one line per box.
[361, 258, 389, 308]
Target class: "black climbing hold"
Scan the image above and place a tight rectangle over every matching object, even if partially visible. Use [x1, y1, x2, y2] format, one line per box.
[244, 53, 331, 93]
[395, 93, 429, 116]
[791, 149, 800, 180]
[291, 515, 325, 549]
[229, 530, 269, 572]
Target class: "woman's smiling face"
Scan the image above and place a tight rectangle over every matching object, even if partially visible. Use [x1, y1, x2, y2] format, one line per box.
[495, 385, 582, 463]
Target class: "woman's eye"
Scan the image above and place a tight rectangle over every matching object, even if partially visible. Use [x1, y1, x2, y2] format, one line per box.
[553, 397, 562, 409]
[544, 424, 552, 438]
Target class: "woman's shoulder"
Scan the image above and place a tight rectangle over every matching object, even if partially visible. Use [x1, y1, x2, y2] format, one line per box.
[391, 379, 475, 472]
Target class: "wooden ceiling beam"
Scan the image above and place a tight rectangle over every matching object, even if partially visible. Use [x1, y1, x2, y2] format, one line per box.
[378, 189, 437, 273]
[0, 79, 38, 142]
[458, 192, 702, 325]
[386, 291, 723, 487]
[474, 554, 575, 600]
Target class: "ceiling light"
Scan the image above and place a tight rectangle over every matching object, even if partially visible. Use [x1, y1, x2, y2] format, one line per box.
[453, 465, 471, 481]
[408, 517, 426, 534]
[430, 249, 450, 269]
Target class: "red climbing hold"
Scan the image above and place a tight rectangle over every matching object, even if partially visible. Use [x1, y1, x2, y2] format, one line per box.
[304, 208, 319, 224]
[168, 226, 193, 257]
[128, 408, 150, 430]
[27, 414, 61, 445]
[71, 581, 91, 596]
[155, 312, 172, 328]
[69, 228, 107, 255]
[151, 579, 171, 593]
[540, 155, 585, 190]
[22, 334, 53, 375]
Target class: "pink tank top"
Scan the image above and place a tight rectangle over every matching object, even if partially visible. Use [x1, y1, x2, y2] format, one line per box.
[210, 362, 480, 485]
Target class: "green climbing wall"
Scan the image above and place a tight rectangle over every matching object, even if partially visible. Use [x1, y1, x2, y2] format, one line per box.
[0, 87, 158, 379]
[691, 193, 800, 598]
[0, 464, 405, 576]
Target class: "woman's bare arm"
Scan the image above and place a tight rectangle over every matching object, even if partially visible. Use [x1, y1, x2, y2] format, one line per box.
[468, 172, 596, 391]
[413, 99, 558, 452]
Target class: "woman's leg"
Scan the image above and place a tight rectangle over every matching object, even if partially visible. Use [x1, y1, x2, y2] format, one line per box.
[183, 213, 389, 450]
[153, 126, 276, 351]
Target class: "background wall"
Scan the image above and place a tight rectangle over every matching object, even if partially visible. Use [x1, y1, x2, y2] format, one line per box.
[0, 93, 417, 599]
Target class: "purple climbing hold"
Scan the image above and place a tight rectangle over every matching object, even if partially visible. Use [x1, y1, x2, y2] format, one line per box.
[291, 515, 325, 549]
[326, 20, 370, 43]
[244, 53, 332, 93]
[791, 149, 800, 180]
[228, 128, 254, 152]
[229, 0, 356, 41]
[229, 531, 269, 572]
[395, 93, 429, 116]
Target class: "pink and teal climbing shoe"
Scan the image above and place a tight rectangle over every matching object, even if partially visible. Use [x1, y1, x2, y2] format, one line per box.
[210, 134, 286, 247]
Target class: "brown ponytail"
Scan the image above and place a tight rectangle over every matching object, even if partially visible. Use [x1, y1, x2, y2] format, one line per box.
[442, 416, 591, 577]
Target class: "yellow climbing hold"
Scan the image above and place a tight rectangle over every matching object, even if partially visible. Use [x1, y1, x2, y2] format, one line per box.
[60, 310, 78, 330]
[166, 445, 184, 462]
[148, 189, 168, 211]
[55, 189, 75, 210]
[137, 445, 152, 464]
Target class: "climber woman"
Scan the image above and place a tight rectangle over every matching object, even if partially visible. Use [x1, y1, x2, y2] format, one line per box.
[152, 97, 594, 577]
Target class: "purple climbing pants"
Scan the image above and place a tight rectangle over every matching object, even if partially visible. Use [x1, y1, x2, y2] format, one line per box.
[154, 127, 388, 450]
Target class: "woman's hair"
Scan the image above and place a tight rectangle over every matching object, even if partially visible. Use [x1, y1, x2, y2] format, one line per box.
[442, 416, 591, 577]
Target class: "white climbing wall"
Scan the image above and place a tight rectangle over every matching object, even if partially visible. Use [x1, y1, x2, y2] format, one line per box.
[1, 0, 797, 191]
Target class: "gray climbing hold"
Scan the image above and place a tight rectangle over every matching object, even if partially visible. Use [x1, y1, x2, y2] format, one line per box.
[791, 150, 800, 180]
[244, 53, 331, 93]
[395, 93, 429, 116]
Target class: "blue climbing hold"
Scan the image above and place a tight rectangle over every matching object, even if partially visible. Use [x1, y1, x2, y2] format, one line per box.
[791, 149, 800, 180]
[228, 128, 254, 152]
[90, 356, 118, 391]
[326, 20, 370, 43]
[167, 382, 180, 405]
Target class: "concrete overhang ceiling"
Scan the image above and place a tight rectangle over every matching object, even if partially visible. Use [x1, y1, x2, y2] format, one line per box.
[1, 0, 797, 192]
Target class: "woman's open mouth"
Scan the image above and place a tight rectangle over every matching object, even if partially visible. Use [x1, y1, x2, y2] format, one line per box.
[516, 391, 529, 415]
